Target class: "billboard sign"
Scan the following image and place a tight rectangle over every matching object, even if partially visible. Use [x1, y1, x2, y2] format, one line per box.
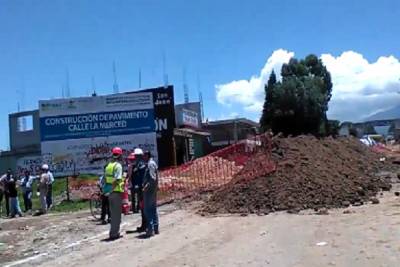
[137, 86, 176, 168]
[182, 109, 199, 128]
[39, 92, 157, 176]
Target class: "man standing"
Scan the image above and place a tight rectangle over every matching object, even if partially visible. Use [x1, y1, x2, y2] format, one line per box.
[105, 147, 124, 240]
[128, 148, 147, 232]
[36, 165, 50, 216]
[8, 176, 23, 218]
[99, 174, 111, 225]
[127, 152, 137, 213]
[0, 169, 13, 217]
[143, 151, 159, 237]
[20, 170, 35, 213]
[41, 165, 55, 210]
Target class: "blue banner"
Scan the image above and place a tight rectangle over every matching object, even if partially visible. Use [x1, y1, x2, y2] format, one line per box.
[40, 109, 155, 141]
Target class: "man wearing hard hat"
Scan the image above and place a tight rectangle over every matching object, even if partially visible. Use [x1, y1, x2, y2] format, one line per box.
[129, 148, 147, 232]
[104, 147, 124, 240]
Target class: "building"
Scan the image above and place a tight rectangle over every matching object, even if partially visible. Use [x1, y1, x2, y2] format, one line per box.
[202, 118, 259, 150]
[0, 110, 41, 174]
[173, 101, 210, 164]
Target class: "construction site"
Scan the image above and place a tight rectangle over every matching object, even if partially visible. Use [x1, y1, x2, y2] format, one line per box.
[1, 128, 400, 266]
[1, 1, 400, 266]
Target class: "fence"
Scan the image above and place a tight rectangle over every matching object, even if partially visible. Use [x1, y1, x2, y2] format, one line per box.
[157, 133, 276, 204]
[67, 133, 277, 204]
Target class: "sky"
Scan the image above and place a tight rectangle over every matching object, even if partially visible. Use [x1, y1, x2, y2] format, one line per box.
[0, 0, 399, 150]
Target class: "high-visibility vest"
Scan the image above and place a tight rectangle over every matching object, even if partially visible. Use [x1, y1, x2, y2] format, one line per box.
[105, 162, 123, 193]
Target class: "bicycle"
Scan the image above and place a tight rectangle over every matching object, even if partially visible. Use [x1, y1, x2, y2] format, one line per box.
[89, 185, 102, 220]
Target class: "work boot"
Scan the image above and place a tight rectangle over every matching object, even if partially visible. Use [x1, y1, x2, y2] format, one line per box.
[136, 226, 146, 232]
[144, 230, 154, 238]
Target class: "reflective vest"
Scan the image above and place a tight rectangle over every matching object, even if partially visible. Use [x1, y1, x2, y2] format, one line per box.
[105, 162, 123, 193]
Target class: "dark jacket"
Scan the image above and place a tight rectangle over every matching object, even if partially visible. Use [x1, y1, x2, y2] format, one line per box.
[132, 160, 146, 188]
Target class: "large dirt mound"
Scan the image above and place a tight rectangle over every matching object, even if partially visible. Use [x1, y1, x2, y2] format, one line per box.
[202, 136, 391, 214]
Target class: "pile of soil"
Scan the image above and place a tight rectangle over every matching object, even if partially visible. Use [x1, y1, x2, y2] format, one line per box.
[202, 136, 391, 215]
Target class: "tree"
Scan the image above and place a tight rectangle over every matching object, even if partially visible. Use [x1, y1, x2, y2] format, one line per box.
[260, 54, 333, 136]
[259, 70, 277, 131]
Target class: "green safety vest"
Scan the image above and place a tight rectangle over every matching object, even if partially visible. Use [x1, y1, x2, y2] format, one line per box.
[105, 162, 124, 193]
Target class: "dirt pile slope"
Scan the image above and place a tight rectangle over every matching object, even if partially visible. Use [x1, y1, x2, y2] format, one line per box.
[202, 136, 391, 214]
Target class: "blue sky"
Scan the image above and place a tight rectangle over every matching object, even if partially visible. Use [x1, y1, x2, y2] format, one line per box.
[0, 0, 399, 149]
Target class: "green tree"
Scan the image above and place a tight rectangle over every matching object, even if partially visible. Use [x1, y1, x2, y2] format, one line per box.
[259, 70, 277, 131]
[260, 54, 333, 136]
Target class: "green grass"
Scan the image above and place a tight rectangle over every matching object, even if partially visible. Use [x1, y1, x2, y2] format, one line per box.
[1, 175, 98, 216]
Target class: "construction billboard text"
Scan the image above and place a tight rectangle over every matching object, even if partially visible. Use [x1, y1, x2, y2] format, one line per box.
[39, 92, 158, 176]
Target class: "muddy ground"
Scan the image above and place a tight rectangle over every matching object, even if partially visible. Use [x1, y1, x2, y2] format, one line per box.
[0, 181, 400, 267]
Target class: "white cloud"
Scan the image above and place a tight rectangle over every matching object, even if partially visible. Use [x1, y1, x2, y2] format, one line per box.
[321, 51, 400, 121]
[216, 49, 400, 122]
[215, 49, 294, 112]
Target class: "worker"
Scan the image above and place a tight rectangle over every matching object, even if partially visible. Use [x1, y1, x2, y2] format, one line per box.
[142, 151, 159, 237]
[42, 165, 55, 210]
[130, 148, 147, 232]
[20, 170, 35, 213]
[0, 169, 13, 217]
[98, 174, 111, 225]
[127, 152, 137, 212]
[36, 164, 50, 216]
[8, 175, 23, 218]
[105, 147, 124, 240]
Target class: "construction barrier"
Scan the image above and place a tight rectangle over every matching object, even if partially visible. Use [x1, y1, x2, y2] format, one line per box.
[157, 133, 276, 204]
[68, 134, 276, 204]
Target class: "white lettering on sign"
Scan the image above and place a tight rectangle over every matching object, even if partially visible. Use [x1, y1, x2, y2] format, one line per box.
[155, 118, 168, 131]
[182, 109, 198, 128]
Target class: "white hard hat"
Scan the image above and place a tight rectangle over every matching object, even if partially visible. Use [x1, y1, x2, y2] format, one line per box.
[134, 148, 144, 155]
[41, 164, 49, 170]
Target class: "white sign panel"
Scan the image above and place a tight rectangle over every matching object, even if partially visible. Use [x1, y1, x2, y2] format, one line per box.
[39, 92, 157, 176]
[182, 108, 199, 128]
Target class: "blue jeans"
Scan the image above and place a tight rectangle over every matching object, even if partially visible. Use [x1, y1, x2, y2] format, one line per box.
[10, 197, 22, 217]
[23, 190, 33, 211]
[143, 190, 158, 233]
[46, 184, 53, 208]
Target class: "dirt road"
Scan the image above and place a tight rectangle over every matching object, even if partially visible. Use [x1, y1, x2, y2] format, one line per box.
[1, 184, 399, 267]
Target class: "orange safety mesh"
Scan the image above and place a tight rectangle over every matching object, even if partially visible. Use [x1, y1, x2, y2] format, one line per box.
[157, 134, 276, 205]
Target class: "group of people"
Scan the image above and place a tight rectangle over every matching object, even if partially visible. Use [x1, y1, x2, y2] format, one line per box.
[100, 147, 159, 241]
[0, 165, 54, 218]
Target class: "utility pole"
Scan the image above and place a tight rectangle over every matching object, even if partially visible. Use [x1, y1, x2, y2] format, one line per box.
[197, 73, 204, 122]
[91, 76, 97, 96]
[183, 67, 189, 103]
[138, 68, 142, 88]
[113, 61, 119, 93]
[162, 51, 168, 87]
[65, 69, 71, 98]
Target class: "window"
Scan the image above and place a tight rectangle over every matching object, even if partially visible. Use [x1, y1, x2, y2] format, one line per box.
[17, 115, 33, 132]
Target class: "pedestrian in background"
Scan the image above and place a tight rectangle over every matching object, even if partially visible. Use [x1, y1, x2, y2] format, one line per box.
[142, 151, 159, 238]
[9, 176, 23, 218]
[20, 170, 35, 213]
[41, 165, 55, 210]
[36, 165, 50, 216]
[0, 169, 13, 217]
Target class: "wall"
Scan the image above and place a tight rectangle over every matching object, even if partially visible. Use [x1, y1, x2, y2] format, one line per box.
[203, 119, 259, 146]
[9, 110, 41, 150]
